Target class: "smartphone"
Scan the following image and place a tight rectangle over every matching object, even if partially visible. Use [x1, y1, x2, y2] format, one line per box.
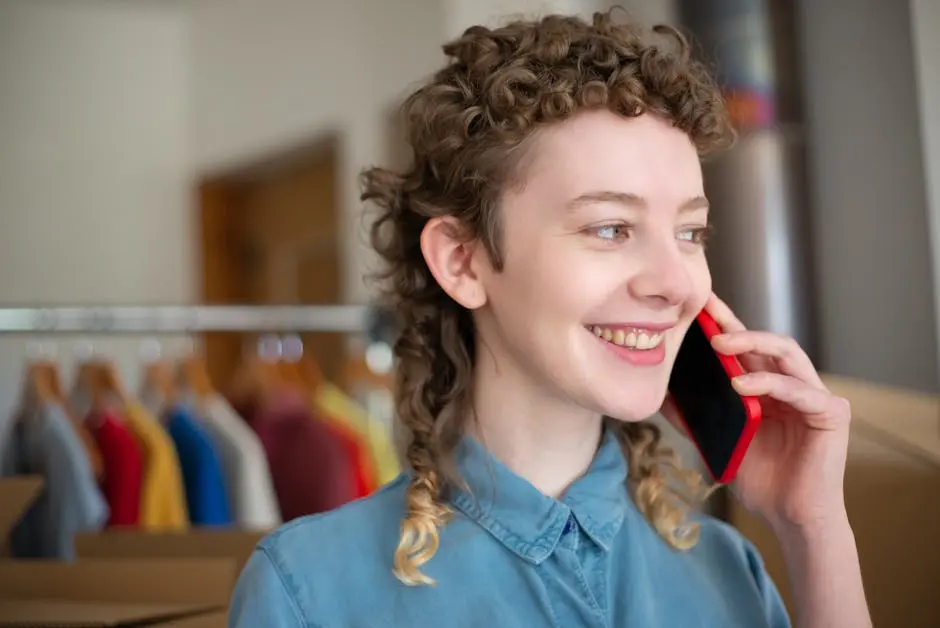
[667, 309, 762, 484]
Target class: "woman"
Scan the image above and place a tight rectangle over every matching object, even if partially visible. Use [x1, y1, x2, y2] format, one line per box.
[229, 11, 871, 627]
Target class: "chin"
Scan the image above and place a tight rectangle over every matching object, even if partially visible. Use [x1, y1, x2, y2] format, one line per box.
[590, 384, 668, 423]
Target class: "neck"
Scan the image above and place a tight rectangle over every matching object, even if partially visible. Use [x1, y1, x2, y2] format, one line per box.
[469, 343, 604, 499]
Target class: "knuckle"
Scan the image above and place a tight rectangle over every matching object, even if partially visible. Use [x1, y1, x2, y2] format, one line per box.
[833, 395, 852, 419]
[781, 335, 801, 357]
[754, 371, 775, 387]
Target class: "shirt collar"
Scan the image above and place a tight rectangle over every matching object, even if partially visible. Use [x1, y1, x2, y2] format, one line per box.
[448, 425, 630, 564]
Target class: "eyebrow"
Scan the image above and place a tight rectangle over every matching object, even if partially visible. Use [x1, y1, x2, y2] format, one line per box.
[566, 191, 710, 212]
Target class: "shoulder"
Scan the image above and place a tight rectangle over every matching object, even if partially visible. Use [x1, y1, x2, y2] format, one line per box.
[691, 512, 762, 561]
[229, 475, 410, 627]
[263, 473, 407, 555]
[685, 513, 790, 627]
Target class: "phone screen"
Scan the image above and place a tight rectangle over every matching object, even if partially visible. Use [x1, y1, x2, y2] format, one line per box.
[667, 318, 750, 482]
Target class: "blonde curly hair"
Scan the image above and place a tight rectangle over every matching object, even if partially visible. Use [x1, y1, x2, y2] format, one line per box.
[361, 9, 734, 586]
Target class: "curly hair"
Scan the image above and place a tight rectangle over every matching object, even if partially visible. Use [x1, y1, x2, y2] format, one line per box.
[361, 9, 734, 586]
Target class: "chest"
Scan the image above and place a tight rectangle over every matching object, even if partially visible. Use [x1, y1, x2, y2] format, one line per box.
[320, 537, 762, 628]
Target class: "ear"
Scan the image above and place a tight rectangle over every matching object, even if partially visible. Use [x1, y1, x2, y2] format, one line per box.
[421, 216, 487, 309]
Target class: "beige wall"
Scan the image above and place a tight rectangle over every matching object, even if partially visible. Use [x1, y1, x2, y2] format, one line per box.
[4, 0, 937, 433]
[798, 0, 939, 392]
[0, 0, 193, 423]
[190, 0, 445, 307]
[0, 0, 621, 425]
[911, 0, 940, 382]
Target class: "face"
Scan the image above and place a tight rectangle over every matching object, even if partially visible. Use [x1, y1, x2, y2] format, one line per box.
[426, 110, 712, 423]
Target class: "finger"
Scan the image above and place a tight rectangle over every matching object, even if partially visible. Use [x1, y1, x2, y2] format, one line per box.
[705, 293, 747, 333]
[712, 331, 825, 389]
[732, 372, 848, 429]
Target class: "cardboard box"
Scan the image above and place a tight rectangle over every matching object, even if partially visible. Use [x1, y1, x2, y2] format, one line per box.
[0, 478, 235, 625]
[0, 600, 225, 627]
[730, 375, 940, 628]
[0, 476, 43, 557]
[76, 529, 265, 576]
[0, 558, 234, 627]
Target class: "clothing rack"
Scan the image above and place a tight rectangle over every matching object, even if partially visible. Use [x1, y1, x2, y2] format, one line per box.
[0, 305, 374, 335]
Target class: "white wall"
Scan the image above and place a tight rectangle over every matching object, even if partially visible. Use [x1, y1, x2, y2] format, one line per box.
[0, 0, 192, 423]
[910, 0, 940, 385]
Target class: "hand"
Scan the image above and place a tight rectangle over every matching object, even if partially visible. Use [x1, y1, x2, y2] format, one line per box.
[662, 293, 852, 532]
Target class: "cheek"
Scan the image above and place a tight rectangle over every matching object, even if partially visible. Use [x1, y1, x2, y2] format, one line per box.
[688, 256, 712, 310]
[490, 248, 596, 319]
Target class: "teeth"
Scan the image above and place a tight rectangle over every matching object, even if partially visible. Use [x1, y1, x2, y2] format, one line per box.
[590, 326, 663, 350]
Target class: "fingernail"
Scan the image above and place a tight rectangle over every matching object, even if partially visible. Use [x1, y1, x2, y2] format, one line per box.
[731, 375, 749, 390]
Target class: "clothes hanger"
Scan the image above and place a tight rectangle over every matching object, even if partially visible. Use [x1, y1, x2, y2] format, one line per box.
[137, 339, 173, 415]
[177, 337, 215, 401]
[21, 343, 61, 405]
[97, 358, 131, 410]
[72, 346, 129, 414]
[92, 358, 131, 410]
[143, 357, 177, 405]
[72, 348, 102, 413]
[290, 334, 324, 393]
[24, 344, 106, 480]
[276, 334, 314, 392]
[297, 354, 324, 392]
[228, 334, 283, 409]
[26, 360, 59, 405]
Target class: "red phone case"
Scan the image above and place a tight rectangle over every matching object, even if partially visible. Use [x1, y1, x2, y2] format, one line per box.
[678, 310, 762, 484]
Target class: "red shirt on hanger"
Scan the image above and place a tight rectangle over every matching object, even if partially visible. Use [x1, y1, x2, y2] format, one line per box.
[316, 412, 377, 498]
[235, 392, 359, 522]
[88, 410, 144, 527]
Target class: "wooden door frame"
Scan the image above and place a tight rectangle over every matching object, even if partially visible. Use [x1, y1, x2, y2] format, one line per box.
[194, 133, 341, 388]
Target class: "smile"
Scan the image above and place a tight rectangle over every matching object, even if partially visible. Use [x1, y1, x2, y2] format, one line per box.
[587, 325, 665, 350]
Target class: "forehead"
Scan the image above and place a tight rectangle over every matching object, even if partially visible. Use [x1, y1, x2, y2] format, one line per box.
[520, 110, 704, 203]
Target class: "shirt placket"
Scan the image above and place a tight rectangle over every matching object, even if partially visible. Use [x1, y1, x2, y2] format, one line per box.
[542, 513, 609, 628]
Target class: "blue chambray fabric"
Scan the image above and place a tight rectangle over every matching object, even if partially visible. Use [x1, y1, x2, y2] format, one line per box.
[228, 426, 789, 627]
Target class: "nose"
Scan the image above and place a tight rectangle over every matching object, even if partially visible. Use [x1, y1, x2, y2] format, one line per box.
[627, 241, 694, 308]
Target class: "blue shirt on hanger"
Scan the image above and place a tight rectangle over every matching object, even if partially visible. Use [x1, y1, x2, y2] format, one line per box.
[165, 403, 233, 527]
[228, 426, 789, 627]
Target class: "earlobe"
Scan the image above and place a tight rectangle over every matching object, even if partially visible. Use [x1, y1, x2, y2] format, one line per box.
[420, 216, 487, 310]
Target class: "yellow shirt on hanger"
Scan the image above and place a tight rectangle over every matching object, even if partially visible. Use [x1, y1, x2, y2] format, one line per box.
[313, 381, 401, 486]
[123, 403, 190, 531]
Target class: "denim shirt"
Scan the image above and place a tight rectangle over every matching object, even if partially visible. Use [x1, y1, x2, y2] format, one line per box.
[229, 428, 790, 627]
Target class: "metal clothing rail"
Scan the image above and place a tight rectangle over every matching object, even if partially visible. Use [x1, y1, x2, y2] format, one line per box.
[0, 305, 373, 334]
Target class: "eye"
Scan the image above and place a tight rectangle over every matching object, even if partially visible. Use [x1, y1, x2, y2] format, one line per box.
[589, 223, 631, 242]
[677, 225, 712, 246]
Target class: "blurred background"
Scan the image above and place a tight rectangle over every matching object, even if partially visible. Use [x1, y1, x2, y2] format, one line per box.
[0, 0, 938, 626]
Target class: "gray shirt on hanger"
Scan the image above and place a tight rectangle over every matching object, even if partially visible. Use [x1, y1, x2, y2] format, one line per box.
[1, 402, 108, 560]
